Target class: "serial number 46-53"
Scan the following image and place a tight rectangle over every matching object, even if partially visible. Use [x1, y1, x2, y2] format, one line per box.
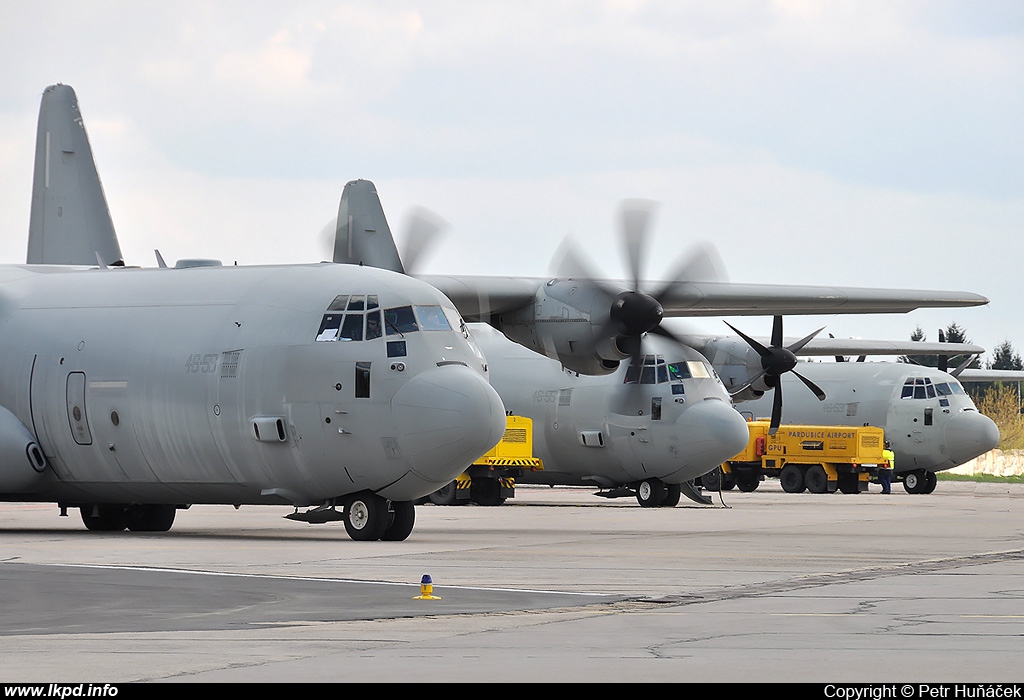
[186, 353, 219, 374]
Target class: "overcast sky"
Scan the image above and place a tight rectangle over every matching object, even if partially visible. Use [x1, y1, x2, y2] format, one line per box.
[1, 1, 1021, 359]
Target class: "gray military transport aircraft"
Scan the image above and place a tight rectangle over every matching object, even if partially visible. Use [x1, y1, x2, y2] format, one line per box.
[685, 323, 1000, 494]
[1, 84, 507, 541]
[328, 181, 997, 505]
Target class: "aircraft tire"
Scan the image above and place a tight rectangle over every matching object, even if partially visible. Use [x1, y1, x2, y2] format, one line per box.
[903, 470, 925, 494]
[660, 483, 681, 507]
[343, 493, 389, 541]
[125, 504, 176, 532]
[805, 465, 829, 494]
[80, 504, 127, 532]
[636, 479, 666, 507]
[721, 472, 736, 491]
[923, 471, 938, 494]
[381, 501, 416, 541]
[470, 477, 505, 506]
[429, 482, 460, 506]
[780, 465, 806, 493]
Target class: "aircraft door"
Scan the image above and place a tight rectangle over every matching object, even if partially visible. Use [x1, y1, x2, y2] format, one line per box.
[65, 371, 93, 445]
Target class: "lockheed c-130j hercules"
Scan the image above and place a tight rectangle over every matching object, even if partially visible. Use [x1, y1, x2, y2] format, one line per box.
[0, 84, 507, 541]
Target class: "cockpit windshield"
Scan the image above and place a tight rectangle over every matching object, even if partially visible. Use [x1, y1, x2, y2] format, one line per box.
[900, 377, 966, 399]
[624, 354, 713, 388]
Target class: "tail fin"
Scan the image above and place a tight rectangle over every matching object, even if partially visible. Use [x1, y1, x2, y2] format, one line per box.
[27, 84, 123, 266]
[333, 179, 405, 273]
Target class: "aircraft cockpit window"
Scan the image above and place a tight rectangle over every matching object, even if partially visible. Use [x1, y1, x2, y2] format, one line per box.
[625, 355, 672, 384]
[688, 361, 712, 379]
[338, 313, 363, 341]
[414, 305, 452, 331]
[327, 295, 349, 312]
[949, 382, 966, 395]
[385, 306, 419, 335]
[366, 295, 379, 310]
[668, 363, 690, 381]
[347, 295, 365, 311]
[366, 310, 383, 340]
[902, 377, 942, 400]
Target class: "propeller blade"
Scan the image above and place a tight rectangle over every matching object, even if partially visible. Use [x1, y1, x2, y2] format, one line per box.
[770, 315, 784, 349]
[937, 328, 948, 373]
[723, 321, 770, 358]
[769, 381, 784, 435]
[619, 199, 656, 292]
[786, 325, 827, 355]
[791, 370, 827, 401]
[400, 207, 448, 274]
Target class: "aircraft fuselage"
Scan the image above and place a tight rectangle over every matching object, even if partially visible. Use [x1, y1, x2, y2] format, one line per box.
[0, 263, 505, 507]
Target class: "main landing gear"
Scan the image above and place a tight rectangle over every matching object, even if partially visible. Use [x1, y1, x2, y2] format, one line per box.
[342, 492, 416, 541]
[79, 504, 178, 532]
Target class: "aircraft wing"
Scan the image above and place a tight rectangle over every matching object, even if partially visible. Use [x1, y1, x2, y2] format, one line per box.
[676, 333, 984, 357]
[419, 275, 989, 321]
[956, 369, 1024, 382]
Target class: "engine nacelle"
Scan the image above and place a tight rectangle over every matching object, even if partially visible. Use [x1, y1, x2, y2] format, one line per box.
[0, 405, 47, 492]
[700, 337, 770, 401]
[496, 279, 628, 375]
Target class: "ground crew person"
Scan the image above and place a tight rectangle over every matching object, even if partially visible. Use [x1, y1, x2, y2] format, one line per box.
[879, 441, 895, 494]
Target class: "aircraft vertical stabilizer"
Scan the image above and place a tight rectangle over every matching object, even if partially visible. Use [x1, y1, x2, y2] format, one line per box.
[27, 84, 123, 266]
[333, 179, 405, 273]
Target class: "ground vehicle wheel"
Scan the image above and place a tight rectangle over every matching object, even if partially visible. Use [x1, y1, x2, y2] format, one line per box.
[429, 481, 460, 506]
[805, 465, 828, 494]
[736, 475, 759, 492]
[837, 473, 861, 495]
[125, 504, 176, 532]
[80, 504, 127, 531]
[636, 479, 666, 507]
[923, 471, 938, 494]
[660, 483, 682, 507]
[903, 470, 925, 494]
[381, 501, 416, 541]
[344, 493, 389, 541]
[721, 472, 736, 491]
[470, 477, 505, 506]
[701, 468, 722, 491]
[780, 464, 806, 493]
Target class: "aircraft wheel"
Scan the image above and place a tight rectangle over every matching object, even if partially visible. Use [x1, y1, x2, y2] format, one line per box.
[736, 475, 759, 492]
[471, 478, 505, 506]
[381, 501, 416, 541]
[700, 468, 722, 491]
[343, 493, 389, 541]
[923, 471, 938, 494]
[125, 504, 176, 532]
[903, 470, 925, 494]
[80, 504, 127, 532]
[780, 464, 806, 493]
[429, 482, 460, 506]
[636, 479, 666, 507]
[660, 483, 682, 507]
[805, 465, 828, 494]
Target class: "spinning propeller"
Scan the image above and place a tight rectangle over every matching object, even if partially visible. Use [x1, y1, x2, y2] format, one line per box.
[724, 315, 827, 435]
[553, 199, 725, 367]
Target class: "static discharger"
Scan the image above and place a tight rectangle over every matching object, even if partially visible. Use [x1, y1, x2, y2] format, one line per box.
[414, 574, 441, 600]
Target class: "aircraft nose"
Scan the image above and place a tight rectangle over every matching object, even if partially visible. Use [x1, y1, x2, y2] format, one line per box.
[943, 410, 1000, 465]
[671, 399, 750, 475]
[391, 365, 506, 485]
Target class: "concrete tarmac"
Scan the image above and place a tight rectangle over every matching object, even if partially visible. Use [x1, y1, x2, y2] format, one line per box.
[0, 480, 1021, 683]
